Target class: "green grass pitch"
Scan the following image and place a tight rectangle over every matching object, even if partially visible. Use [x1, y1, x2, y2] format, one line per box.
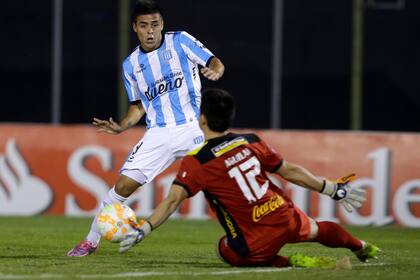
[0, 217, 419, 279]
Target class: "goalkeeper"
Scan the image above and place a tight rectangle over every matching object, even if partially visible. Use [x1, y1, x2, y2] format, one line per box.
[121, 88, 380, 267]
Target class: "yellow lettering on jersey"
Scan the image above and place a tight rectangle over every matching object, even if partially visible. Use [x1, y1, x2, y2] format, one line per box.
[252, 195, 285, 222]
[220, 207, 238, 238]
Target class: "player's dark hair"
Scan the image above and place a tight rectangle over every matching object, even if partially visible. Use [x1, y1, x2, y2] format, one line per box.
[200, 88, 235, 132]
[132, 0, 163, 23]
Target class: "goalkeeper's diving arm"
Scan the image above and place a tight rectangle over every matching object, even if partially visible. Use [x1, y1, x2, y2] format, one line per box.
[275, 160, 365, 212]
[119, 184, 188, 253]
[148, 184, 188, 229]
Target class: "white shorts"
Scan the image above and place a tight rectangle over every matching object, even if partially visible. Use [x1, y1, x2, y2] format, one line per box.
[120, 120, 204, 185]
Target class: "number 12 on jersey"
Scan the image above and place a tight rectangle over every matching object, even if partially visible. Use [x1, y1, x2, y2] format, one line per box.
[228, 156, 269, 203]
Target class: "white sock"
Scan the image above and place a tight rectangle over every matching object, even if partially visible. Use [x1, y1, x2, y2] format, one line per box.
[86, 186, 128, 245]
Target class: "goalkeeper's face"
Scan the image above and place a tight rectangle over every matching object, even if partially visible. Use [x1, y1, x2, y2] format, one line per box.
[133, 13, 164, 52]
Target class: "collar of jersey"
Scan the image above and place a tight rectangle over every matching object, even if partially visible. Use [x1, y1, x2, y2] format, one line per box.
[206, 132, 236, 145]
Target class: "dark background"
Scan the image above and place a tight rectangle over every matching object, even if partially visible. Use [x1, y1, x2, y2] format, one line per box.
[0, 0, 418, 131]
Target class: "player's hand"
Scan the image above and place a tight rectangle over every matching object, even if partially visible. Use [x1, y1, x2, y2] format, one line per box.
[119, 229, 145, 253]
[322, 173, 366, 212]
[119, 219, 152, 253]
[200, 67, 221, 81]
[92, 117, 124, 135]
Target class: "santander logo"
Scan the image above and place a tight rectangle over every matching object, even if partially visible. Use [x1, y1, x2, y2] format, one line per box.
[0, 139, 53, 215]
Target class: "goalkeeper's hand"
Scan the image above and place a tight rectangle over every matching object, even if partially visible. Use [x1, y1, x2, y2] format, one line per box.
[119, 219, 152, 253]
[321, 173, 366, 212]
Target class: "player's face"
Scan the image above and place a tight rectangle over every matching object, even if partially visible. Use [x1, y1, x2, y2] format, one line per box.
[133, 13, 164, 52]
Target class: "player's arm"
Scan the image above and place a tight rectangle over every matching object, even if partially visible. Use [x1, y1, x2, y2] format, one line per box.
[179, 31, 224, 81]
[275, 160, 365, 212]
[119, 184, 188, 253]
[200, 57, 225, 81]
[276, 160, 324, 192]
[148, 184, 188, 229]
[92, 102, 145, 135]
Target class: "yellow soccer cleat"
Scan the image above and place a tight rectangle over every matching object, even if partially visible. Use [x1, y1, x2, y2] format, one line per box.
[354, 242, 381, 262]
[288, 254, 336, 268]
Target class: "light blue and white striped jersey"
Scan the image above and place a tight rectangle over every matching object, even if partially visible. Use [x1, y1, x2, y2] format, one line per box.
[122, 31, 214, 128]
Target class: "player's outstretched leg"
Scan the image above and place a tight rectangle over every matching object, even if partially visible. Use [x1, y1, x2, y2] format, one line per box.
[67, 186, 127, 257]
[354, 241, 381, 262]
[313, 221, 381, 262]
[313, 221, 363, 251]
[66, 239, 98, 257]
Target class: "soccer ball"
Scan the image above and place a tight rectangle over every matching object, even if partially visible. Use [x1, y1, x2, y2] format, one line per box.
[96, 203, 137, 243]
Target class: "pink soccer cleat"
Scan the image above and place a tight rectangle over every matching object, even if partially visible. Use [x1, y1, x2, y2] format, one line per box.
[67, 240, 98, 257]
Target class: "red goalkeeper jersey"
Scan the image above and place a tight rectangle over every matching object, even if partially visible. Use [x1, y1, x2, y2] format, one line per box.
[174, 132, 296, 257]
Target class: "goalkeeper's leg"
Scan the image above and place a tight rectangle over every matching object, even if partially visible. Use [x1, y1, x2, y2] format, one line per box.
[312, 221, 381, 262]
[216, 236, 289, 267]
[312, 221, 363, 251]
[216, 235, 335, 268]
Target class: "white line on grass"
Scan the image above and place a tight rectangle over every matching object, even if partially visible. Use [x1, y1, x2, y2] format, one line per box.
[0, 264, 387, 279]
[0, 268, 291, 279]
[0, 274, 64, 279]
[82, 268, 292, 278]
[353, 262, 388, 267]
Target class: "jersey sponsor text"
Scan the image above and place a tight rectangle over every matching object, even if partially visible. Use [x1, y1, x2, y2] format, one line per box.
[252, 194, 285, 222]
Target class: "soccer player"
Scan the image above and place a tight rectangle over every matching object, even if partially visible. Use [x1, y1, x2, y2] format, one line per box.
[67, 0, 225, 257]
[119, 88, 381, 268]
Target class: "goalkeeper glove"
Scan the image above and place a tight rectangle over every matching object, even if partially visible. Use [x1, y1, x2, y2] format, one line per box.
[119, 219, 152, 253]
[321, 173, 366, 212]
